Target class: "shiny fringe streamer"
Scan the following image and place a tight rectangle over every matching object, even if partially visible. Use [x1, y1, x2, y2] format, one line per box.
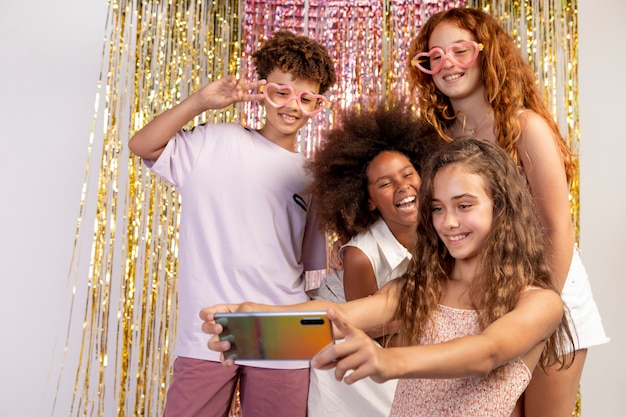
[468, 0, 581, 243]
[54, 1, 579, 416]
[51, 1, 241, 416]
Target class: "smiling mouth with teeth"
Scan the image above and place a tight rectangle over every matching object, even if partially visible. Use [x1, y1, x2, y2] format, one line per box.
[396, 196, 416, 207]
[444, 73, 463, 81]
[449, 233, 468, 242]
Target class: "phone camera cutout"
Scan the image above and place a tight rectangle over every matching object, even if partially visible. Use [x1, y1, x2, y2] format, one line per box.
[300, 318, 325, 326]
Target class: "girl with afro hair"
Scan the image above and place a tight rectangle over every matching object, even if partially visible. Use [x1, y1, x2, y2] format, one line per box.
[305, 99, 444, 416]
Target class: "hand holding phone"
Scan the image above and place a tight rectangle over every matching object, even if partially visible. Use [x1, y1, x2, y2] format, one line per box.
[214, 311, 334, 361]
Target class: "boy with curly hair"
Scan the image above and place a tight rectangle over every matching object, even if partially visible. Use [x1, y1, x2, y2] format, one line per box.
[129, 31, 336, 417]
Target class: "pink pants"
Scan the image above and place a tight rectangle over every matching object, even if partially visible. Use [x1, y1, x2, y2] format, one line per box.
[163, 357, 309, 417]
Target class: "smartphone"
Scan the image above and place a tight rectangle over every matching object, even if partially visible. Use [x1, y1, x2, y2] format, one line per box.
[214, 311, 334, 361]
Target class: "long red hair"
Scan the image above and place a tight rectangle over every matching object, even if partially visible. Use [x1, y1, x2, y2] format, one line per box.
[407, 8, 575, 185]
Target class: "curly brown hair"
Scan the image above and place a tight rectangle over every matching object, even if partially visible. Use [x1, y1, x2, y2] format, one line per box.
[306, 98, 445, 239]
[398, 138, 575, 369]
[252, 31, 337, 94]
[406, 8, 576, 185]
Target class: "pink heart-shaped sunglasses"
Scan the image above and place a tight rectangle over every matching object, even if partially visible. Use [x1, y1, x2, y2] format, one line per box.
[262, 83, 329, 115]
[411, 41, 484, 75]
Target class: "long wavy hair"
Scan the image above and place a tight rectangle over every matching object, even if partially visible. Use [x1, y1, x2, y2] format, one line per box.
[397, 138, 574, 368]
[406, 8, 575, 185]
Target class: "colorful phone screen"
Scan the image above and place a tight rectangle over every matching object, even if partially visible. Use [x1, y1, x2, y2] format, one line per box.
[216, 311, 333, 360]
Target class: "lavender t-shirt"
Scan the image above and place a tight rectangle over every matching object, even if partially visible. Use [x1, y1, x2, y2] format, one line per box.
[146, 123, 323, 368]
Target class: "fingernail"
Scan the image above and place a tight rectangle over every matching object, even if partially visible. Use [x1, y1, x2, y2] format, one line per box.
[220, 334, 235, 343]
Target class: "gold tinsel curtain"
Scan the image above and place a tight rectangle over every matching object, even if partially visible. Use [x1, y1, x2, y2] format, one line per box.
[50, 1, 579, 416]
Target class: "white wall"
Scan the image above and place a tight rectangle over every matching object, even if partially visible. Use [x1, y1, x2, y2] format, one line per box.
[0, 1, 107, 415]
[0, 1, 622, 415]
[578, 1, 626, 415]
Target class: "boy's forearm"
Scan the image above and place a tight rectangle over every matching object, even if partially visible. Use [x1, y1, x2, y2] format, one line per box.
[128, 93, 206, 160]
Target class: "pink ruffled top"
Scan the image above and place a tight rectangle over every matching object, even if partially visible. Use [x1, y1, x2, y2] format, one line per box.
[389, 305, 531, 417]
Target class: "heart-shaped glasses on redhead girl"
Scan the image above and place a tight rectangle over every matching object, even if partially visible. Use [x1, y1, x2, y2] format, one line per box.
[411, 41, 484, 75]
[262, 83, 329, 116]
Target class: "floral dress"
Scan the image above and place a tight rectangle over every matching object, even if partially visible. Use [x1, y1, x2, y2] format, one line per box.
[389, 305, 531, 417]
